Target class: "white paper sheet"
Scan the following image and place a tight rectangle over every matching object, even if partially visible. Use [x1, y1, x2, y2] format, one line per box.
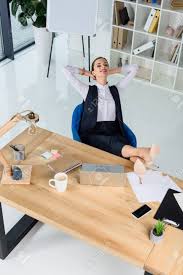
[127, 171, 182, 203]
[174, 193, 183, 212]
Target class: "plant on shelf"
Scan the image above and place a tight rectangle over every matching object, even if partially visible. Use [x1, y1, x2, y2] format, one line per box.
[10, 0, 47, 28]
[150, 220, 166, 243]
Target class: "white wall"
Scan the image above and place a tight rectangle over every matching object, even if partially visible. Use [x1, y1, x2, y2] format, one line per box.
[68, 0, 112, 60]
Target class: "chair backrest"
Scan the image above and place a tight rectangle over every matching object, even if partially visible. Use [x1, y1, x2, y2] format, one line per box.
[71, 103, 84, 142]
[123, 123, 137, 148]
[72, 103, 137, 147]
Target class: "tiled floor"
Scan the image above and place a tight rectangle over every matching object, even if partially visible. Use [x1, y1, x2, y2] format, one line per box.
[0, 3, 183, 273]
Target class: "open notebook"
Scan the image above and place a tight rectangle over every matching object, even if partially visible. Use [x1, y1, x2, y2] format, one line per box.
[47, 157, 82, 174]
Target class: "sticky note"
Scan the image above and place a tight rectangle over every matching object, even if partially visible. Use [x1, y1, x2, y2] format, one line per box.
[52, 152, 61, 159]
[51, 149, 58, 154]
[41, 151, 53, 160]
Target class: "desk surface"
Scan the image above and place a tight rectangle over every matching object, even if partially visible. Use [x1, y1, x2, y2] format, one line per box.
[0, 127, 183, 274]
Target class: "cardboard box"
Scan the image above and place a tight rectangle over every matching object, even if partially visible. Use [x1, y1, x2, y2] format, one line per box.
[79, 163, 126, 186]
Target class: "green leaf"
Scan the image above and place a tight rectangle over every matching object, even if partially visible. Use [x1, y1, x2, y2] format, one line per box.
[154, 220, 165, 236]
[11, 0, 20, 16]
[35, 2, 46, 17]
[33, 15, 46, 28]
[18, 12, 28, 26]
[41, 0, 47, 9]
[21, 2, 35, 18]
[31, 0, 38, 9]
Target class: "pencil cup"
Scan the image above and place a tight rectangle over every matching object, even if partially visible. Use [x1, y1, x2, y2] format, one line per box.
[13, 144, 25, 161]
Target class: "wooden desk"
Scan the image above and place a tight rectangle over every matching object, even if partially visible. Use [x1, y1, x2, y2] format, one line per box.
[0, 127, 183, 274]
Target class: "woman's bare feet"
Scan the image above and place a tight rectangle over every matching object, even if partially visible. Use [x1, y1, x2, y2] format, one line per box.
[122, 145, 151, 163]
[130, 156, 144, 163]
[123, 144, 160, 168]
[137, 147, 151, 163]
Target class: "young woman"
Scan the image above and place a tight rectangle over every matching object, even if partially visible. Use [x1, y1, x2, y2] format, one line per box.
[63, 57, 152, 163]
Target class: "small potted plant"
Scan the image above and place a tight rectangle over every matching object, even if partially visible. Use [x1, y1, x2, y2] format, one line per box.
[150, 220, 165, 243]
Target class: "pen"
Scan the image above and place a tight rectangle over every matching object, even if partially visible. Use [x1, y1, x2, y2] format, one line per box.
[163, 218, 180, 228]
[146, 161, 159, 170]
[9, 145, 19, 152]
[139, 176, 143, 184]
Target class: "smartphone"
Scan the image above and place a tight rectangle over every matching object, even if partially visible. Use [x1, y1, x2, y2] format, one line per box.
[132, 204, 151, 219]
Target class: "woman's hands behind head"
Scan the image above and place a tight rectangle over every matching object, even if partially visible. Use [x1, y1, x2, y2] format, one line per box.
[79, 68, 95, 79]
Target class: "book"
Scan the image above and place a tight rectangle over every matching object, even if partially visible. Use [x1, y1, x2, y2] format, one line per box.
[171, 0, 183, 8]
[171, 44, 180, 63]
[117, 28, 128, 49]
[175, 25, 183, 39]
[170, 44, 180, 63]
[144, 9, 156, 32]
[148, 9, 160, 33]
[133, 40, 156, 55]
[170, 44, 178, 61]
[112, 27, 119, 49]
[145, 0, 162, 3]
[119, 7, 130, 25]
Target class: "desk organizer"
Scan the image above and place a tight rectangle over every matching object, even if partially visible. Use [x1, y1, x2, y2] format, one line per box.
[1, 165, 32, 185]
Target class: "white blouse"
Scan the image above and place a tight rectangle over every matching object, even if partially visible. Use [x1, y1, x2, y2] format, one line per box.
[63, 64, 138, 122]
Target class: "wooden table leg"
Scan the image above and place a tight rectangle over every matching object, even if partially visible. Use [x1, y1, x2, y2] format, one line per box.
[0, 202, 38, 260]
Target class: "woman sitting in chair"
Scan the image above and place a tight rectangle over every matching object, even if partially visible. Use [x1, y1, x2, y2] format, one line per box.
[63, 57, 152, 163]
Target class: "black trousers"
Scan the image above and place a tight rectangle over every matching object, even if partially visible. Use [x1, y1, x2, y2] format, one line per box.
[80, 121, 129, 157]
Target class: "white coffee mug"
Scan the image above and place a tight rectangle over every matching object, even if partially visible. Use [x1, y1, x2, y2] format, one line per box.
[49, 172, 68, 192]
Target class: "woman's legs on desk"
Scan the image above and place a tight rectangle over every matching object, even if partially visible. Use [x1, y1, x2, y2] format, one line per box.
[82, 133, 151, 164]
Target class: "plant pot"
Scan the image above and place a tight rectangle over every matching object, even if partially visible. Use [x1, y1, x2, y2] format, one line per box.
[150, 229, 164, 243]
[33, 26, 52, 66]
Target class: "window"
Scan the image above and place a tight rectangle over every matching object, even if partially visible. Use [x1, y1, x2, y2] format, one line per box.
[10, 5, 34, 52]
[0, 19, 4, 60]
[0, 0, 34, 61]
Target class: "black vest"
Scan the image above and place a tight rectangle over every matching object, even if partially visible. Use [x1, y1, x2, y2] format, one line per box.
[79, 85, 125, 136]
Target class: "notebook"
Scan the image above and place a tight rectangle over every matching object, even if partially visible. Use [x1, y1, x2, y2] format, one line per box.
[48, 157, 82, 174]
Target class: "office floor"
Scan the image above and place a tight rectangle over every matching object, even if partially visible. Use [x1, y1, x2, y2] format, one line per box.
[0, 31, 183, 275]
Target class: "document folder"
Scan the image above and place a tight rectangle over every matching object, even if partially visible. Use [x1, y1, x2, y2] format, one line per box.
[154, 189, 183, 230]
[117, 28, 128, 49]
[144, 8, 156, 32]
[148, 10, 160, 33]
[112, 27, 119, 49]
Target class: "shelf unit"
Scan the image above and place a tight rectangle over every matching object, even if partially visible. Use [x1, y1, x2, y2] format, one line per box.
[110, 0, 183, 93]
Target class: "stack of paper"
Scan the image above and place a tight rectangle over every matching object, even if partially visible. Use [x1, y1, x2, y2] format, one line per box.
[127, 171, 182, 203]
[174, 193, 183, 212]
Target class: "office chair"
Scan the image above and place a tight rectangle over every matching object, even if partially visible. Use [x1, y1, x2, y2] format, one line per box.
[72, 103, 137, 147]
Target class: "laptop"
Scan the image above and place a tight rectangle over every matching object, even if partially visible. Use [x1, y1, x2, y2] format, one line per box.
[48, 157, 82, 174]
